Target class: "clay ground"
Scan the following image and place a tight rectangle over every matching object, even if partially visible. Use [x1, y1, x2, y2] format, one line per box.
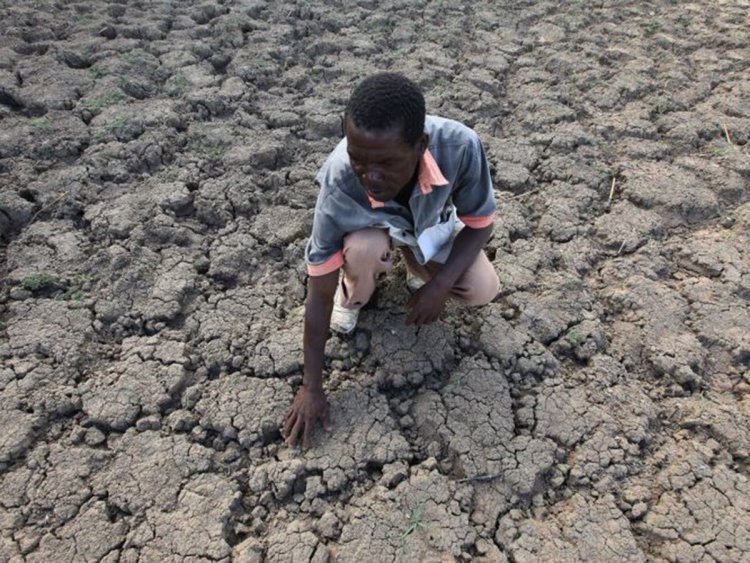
[1, 0, 749, 561]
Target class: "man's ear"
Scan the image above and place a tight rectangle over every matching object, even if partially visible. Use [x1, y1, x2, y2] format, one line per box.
[417, 133, 429, 154]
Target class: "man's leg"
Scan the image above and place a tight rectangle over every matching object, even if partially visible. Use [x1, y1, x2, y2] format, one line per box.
[401, 247, 499, 306]
[338, 228, 392, 309]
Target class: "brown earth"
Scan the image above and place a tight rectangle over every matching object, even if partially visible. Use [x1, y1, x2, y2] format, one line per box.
[1, 0, 749, 561]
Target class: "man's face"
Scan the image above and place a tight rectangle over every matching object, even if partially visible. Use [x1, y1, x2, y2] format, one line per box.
[344, 116, 427, 202]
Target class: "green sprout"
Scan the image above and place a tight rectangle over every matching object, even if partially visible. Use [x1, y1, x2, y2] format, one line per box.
[21, 273, 59, 291]
[567, 329, 581, 346]
[90, 64, 106, 79]
[82, 90, 126, 111]
[30, 117, 53, 133]
[643, 17, 663, 36]
[170, 73, 189, 96]
[93, 116, 130, 143]
[399, 501, 427, 557]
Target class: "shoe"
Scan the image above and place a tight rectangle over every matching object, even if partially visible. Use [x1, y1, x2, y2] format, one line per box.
[330, 281, 359, 334]
[406, 268, 426, 293]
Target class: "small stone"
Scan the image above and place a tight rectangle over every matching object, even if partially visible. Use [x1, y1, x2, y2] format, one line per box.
[167, 409, 196, 432]
[9, 288, 31, 300]
[631, 502, 648, 519]
[251, 505, 267, 520]
[381, 461, 408, 488]
[70, 426, 86, 444]
[136, 415, 161, 431]
[221, 446, 241, 464]
[99, 26, 117, 39]
[304, 476, 326, 500]
[194, 257, 210, 274]
[315, 510, 341, 540]
[84, 427, 106, 446]
[422, 457, 438, 471]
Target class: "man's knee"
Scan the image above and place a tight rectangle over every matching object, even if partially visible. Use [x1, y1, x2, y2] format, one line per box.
[461, 268, 499, 307]
[343, 228, 391, 267]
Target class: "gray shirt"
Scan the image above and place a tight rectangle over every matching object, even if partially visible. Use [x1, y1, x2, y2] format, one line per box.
[306, 115, 496, 276]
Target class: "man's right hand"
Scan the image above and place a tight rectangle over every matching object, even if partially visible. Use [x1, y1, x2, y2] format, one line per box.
[282, 385, 331, 450]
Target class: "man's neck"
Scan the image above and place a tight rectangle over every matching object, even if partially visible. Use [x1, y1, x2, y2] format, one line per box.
[394, 166, 419, 208]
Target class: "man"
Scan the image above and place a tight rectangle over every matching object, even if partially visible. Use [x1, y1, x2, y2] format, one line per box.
[282, 72, 499, 449]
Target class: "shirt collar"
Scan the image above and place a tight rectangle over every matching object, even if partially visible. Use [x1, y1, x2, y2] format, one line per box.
[366, 149, 448, 208]
[417, 148, 449, 195]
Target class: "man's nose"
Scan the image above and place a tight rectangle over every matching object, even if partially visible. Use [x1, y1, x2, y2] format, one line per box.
[363, 168, 384, 184]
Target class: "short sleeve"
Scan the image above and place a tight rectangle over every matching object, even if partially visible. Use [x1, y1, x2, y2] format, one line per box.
[305, 190, 345, 276]
[452, 135, 496, 229]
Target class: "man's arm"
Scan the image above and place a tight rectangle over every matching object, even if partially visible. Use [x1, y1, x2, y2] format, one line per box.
[282, 269, 338, 449]
[405, 224, 492, 325]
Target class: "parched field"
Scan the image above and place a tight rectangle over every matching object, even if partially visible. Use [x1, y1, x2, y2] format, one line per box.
[1, 1, 749, 561]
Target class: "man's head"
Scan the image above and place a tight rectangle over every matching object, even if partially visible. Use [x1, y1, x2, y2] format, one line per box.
[344, 72, 428, 202]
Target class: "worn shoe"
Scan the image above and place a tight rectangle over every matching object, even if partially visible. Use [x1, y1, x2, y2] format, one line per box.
[406, 268, 427, 293]
[330, 281, 359, 334]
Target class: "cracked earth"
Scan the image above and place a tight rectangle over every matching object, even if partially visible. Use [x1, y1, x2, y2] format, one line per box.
[1, 0, 749, 561]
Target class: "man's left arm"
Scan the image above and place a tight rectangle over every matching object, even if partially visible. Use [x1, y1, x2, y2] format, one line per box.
[405, 223, 492, 325]
[406, 133, 495, 325]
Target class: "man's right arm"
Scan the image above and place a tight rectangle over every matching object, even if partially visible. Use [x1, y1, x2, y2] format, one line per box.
[281, 269, 339, 449]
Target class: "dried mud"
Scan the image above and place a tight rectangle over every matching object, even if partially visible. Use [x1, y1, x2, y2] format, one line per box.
[1, 1, 749, 561]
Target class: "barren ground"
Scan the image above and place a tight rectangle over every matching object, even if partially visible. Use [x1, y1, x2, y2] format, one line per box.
[1, 0, 749, 561]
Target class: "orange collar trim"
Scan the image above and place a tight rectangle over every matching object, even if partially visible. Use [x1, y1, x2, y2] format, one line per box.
[418, 149, 449, 195]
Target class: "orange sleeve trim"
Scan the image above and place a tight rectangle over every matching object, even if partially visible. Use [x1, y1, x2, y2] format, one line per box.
[307, 251, 344, 276]
[459, 214, 494, 229]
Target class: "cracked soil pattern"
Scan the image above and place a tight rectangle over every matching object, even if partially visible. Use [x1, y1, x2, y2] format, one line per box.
[1, 0, 749, 561]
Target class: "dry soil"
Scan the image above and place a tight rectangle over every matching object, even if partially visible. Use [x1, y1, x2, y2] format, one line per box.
[1, 1, 749, 561]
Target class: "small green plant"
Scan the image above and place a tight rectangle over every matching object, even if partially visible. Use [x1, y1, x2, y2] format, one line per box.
[187, 137, 225, 159]
[83, 90, 126, 111]
[90, 64, 106, 79]
[170, 73, 189, 95]
[652, 96, 670, 115]
[94, 116, 130, 143]
[399, 501, 427, 556]
[30, 117, 53, 133]
[676, 13, 691, 27]
[21, 273, 58, 291]
[643, 17, 663, 36]
[62, 273, 92, 301]
[122, 52, 142, 65]
[567, 329, 581, 346]
[160, 170, 179, 182]
[711, 144, 732, 157]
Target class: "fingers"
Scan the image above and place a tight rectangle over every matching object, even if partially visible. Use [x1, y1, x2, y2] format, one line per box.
[281, 409, 296, 440]
[302, 419, 312, 450]
[405, 308, 417, 325]
[282, 401, 330, 449]
[286, 415, 304, 447]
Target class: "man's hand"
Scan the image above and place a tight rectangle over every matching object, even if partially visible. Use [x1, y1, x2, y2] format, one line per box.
[405, 278, 450, 325]
[282, 385, 330, 450]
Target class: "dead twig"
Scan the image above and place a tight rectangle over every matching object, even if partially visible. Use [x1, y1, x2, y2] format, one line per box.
[28, 191, 69, 225]
[512, 188, 540, 199]
[607, 176, 616, 207]
[456, 473, 502, 484]
[722, 123, 733, 146]
[718, 123, 749, 162]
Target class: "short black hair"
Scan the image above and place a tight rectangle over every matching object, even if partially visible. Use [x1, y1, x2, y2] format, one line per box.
[344, 72, 426, 145]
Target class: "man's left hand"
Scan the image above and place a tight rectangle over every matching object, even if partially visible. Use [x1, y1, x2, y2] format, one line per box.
[405, 279, 450, 325]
